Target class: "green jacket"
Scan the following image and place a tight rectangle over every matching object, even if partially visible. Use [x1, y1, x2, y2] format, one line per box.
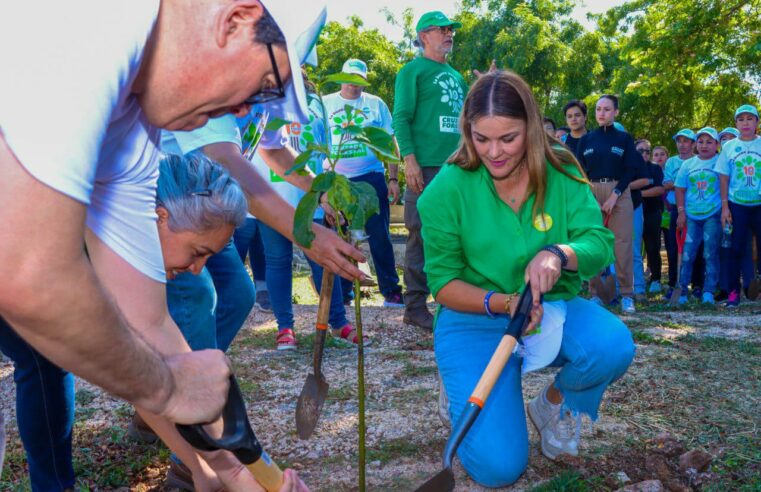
[392, 57, 468, 167]
[418, 162, 614, 301]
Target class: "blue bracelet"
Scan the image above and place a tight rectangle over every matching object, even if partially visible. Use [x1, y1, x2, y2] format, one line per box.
[484, 290, 497, 318]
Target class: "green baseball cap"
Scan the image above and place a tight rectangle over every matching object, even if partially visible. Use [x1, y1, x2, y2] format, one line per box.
[415, 11, 462, 32]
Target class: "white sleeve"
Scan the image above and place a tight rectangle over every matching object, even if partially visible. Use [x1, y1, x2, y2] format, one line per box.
[0, 1, 159, 205]
[171, 115, 242, 154]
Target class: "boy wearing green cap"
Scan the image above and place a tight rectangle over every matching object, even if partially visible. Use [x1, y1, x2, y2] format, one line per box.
[393, 11, 468, 330]
[717, 104, 761, 306]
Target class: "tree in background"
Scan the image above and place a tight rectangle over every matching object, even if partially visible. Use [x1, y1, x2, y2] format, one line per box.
[309, 17, 403, 108]
[314, 0, 760, 153]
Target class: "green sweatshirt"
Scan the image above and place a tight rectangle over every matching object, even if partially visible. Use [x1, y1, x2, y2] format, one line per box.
[392, 57, 468, 167]
[418, 162, 615, 301]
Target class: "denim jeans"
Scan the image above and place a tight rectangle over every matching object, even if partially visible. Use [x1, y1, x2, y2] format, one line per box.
[340, 171, 402, 301]
[679, 213, 721, 293]
[434, 298, 634, 487]
[0, 317, 76, 492]
[643, 210, 663, 282]
[259, 220, 348, 330]
[669, 205, 705, 289]
[167, 239, 255, 352]
[233, 217, 266, 283]
[720, 236, 756, 291]
[632, 205, 646, 294]
[727, 202, 761, 293]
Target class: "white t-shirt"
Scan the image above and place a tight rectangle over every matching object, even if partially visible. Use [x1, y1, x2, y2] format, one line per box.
[663, 155, 689, 205]
[0, 1, 166, 282]
[715, 135, 761, 206]
[322, 91, 394, 178]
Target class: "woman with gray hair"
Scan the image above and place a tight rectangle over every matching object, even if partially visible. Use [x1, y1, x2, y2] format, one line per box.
[155, 153, 248, 281]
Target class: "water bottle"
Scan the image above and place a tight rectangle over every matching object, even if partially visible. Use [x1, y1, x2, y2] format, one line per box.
[721, 223, 733, 249]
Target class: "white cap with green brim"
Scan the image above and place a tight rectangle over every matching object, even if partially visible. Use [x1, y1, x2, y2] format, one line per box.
[673, 128, 696, 141]
[342, 58, 368, 79]
[261, 1, 326, 121]
[695, 127, 719, 142]
[718, 127, 740, 140]
[734, 104, 759, 120]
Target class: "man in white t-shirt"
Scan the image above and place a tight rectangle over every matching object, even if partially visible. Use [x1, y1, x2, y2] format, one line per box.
[0, 1, 356, 490]
[322, 59, 405, 308]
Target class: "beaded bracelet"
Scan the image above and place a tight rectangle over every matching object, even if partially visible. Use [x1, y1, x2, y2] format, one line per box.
[484, 290, 497, 318]
[541, 244, 568, 269]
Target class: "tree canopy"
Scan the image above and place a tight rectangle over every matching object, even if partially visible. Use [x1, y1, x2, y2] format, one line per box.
[313, 0, 761, 152]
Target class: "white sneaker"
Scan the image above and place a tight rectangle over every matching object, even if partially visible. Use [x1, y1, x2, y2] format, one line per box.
[437, 372, 450, 427]
[590, 296, 604, 306]
[528, 385, 581, 459]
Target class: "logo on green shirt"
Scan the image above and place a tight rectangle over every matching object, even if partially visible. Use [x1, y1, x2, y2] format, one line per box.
[434, 73, 464, 113]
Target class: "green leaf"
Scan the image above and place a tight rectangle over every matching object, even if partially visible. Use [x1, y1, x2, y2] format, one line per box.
[311, 171, 337, 192]
[285, 149, 315, 176]
[293, 191, 320, 247]
[265, 117, 290, 132]
[346, 181, 380, 231]
[344, 104, 354, 122]
[323, 72, 370, 87]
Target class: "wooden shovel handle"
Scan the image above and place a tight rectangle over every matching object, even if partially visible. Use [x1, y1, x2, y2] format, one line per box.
[468, 335, 519, 407]
[316, 271, 335, 329]
[245, 454, 283, 492]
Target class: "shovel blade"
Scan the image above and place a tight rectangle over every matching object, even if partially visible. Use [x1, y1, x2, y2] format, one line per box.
[414, 467, 454, 492]
[295, 373, 329, 440]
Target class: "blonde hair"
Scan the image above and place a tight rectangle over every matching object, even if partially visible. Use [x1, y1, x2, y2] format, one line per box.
[449, 70, 587, 218]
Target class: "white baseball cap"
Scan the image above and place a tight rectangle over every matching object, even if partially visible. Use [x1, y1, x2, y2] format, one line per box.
[341, 59, 368, 79]
[261, 1, 326, 121]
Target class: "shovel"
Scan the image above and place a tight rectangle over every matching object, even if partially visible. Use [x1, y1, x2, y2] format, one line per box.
[295, 271, 335, 439]
[414, 284, 536, 492]
[669, 227, 687, 305]
[176, 375, 283, 491]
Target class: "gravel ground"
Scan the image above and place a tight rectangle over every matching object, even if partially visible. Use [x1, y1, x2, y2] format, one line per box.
[1, 295, 759, 491]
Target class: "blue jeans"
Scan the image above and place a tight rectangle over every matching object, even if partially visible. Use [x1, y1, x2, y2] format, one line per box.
[434, 298, 634, 488]
[727, 202, 761, 293]
[632, 205, 645, 294]
[720, 236, 756, 291]
[340, 172, 401, 301]
[679, 213, 721, 293]
[259, 220, 348, 330]
[233, 217, 266, 283]
[167, 239, 255, 352]
[669, 205, 705, 289]
[0, 318, 76, 491]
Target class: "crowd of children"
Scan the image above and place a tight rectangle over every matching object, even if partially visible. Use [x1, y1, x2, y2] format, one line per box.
[553, 102, 761, 309]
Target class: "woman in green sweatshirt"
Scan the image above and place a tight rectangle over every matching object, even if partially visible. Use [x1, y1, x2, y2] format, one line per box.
[418, 71, 635, 487]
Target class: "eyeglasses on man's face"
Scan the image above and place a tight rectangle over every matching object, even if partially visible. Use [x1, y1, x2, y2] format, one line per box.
[425, 25, 456, 36]
[244, 43, 286, 106]
[637, 148, 651, 155]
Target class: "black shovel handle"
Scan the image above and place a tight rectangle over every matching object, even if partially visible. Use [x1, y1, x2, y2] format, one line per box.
[176, 375, 283, 491]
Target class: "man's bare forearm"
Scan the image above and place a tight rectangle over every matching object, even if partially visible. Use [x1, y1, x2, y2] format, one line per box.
[1, 251, 173, 412]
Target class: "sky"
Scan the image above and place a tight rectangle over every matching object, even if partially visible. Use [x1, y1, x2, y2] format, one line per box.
[325, 0, 627, 41]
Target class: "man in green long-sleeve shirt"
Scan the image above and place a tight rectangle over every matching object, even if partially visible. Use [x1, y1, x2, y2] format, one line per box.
[393, 10, 468, 330]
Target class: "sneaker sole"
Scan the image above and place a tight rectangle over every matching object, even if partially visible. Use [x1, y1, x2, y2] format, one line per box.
[277, 344, 297, 351]
[255, 303, 273, 313]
